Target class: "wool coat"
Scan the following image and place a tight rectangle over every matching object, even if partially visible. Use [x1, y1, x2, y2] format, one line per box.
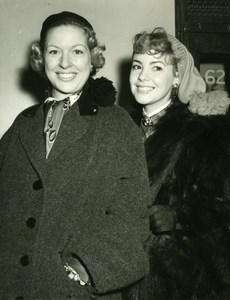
[0, 78, 150, 300]
[124, 99, 230, 300]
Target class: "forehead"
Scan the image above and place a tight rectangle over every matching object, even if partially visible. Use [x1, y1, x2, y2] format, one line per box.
[45, 25, 88, 46]
[133, 52, 169, 64]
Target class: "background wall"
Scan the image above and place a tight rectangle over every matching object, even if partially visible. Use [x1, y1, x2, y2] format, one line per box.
[0, 0, 175, 138]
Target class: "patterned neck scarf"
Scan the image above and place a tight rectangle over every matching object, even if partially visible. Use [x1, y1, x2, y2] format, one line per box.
[43, 93, 81, 159]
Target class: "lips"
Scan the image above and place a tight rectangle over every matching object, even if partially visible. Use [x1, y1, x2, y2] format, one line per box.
[137, 86, 154, 94]
[57, 73, 77, 81]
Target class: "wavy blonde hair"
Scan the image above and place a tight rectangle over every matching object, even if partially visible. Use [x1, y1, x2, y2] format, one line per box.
[132, 27, 178, 68]
[30, 12, 105, 78]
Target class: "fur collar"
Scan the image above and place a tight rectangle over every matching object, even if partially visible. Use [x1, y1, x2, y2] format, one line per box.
[78, 76, 116, 116]
[144, 99, 230, 186]
[22, 76, 117, 117]
[144, 101, 188, 180]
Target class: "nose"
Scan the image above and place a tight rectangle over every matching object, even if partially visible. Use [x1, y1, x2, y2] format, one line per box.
[138, 68, 149, 81]
[59, 53, 72, 69]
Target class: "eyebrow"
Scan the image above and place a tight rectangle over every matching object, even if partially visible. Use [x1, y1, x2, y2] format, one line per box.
[132, 59, 167, 66]
[46, 43, 86, 48]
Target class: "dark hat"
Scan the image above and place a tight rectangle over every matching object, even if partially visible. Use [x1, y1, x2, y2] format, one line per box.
[40, 11, 93, 42]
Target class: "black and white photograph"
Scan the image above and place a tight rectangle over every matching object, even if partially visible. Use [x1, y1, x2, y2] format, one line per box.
[1, 1, 230, 299]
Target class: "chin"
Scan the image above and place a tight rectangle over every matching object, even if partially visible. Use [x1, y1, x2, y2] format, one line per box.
[135, 95, 153, 105]
[58, 86, 79, 94]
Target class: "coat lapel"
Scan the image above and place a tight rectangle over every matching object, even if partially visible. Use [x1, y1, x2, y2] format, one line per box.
[18, 83, 102, 174]
[19, 104, 47, 172]
[46, 102, 88, 161]
[19, 102, 88, 171]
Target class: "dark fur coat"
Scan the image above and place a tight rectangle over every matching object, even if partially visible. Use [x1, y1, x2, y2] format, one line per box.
[124, 99, 230, 300]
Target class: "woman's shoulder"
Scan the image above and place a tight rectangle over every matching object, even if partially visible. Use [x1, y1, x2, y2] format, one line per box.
[20, 103, 42, 117]
[5, 104, 41, 132]
[100, 104, 133, 119]
[146, 101, 188, 144]
[185, 110, 230, 135]
[98, 105, 141, 137]
[162, 91, 230, 143]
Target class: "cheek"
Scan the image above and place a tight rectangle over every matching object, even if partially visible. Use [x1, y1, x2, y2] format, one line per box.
[162, 80, 174, 94]
[129, 82, 137, 95]
[44, 58, 57, 71]
[129, 73, 137, 85]
[72, 52, 91, 68]
[78, 57, 91, 71]
[165, 75, 175, 88]
[165, 69, 176, 83]
[157, 73, 174, 85]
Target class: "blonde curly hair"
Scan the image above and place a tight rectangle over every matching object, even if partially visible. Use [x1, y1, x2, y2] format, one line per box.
[30, 11, 105, 78]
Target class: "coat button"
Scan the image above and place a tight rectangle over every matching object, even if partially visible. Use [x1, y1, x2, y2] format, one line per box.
[26, 217, 36, 228]
[20, 255, 29, 266]
[33, 180, 42, 190]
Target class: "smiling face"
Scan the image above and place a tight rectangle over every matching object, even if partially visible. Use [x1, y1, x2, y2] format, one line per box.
[44, 25, 91, 99]
[129, 52, 177, 114]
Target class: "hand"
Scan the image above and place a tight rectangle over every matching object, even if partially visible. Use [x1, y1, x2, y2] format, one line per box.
[70, 257, 89, 284]
[64, 256, 90, 285]
[64, 264, 85, 284]
[149, 205, 176, 233]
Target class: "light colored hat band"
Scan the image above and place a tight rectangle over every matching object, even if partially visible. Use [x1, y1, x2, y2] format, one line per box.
[167, 34, 206, 104]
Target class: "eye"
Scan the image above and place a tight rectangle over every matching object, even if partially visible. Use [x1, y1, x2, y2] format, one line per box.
[131, 64, 141, 70]
[73, 49, 84, 55]
[49, 50, 59, 55]
[152, 66, 163, 71]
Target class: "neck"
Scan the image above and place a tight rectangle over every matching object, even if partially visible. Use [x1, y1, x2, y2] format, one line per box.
[52, 91, 81, 101]
[143, 99, 171, 117]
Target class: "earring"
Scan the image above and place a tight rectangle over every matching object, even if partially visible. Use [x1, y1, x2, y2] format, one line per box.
[172, 82, 179, 89]
[172, 82, 179, 100]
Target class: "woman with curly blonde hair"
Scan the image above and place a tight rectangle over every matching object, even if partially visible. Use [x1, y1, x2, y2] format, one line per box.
[124, 27, 230, 300]
[0, 11, 150, 300]
[30, 11, 105, 77]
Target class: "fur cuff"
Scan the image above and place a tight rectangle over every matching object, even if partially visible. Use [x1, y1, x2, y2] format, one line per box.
[188, 90, 230, 116]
